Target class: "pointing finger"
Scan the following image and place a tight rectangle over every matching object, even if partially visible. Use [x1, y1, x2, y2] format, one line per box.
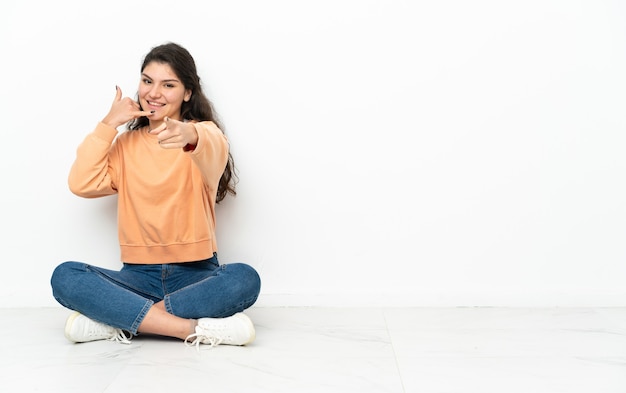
[149, 121, 167, 134]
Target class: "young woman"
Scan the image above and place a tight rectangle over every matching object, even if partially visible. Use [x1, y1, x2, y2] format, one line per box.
[51, 42, 261, 348]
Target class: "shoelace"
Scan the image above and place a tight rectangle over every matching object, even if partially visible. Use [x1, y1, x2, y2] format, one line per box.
[85, 320, 132, 345]
[109, 329, 132, 345]
[184, 331, 223, 350]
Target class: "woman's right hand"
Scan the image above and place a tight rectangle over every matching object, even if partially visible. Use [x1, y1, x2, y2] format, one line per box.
[101, 86, 153, 128]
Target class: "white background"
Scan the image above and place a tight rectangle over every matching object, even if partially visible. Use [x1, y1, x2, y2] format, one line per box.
[1, 0, 625, 308]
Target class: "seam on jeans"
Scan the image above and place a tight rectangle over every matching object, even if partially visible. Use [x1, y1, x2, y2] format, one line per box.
[164, 295, 174, 315]
[91, 264, 162, 301]
[130, 299, 154, 335]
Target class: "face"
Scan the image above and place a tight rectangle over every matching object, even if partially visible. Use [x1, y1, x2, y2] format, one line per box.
[138, 61, 191, 126]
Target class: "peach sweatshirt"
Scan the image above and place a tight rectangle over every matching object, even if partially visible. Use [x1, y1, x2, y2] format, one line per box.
[68, 121, 230, 264]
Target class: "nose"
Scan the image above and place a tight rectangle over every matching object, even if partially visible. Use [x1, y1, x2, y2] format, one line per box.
[148, 84, 162, 98]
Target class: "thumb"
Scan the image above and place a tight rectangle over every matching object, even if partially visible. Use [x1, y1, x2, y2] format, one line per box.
[113, 85, 122, 102]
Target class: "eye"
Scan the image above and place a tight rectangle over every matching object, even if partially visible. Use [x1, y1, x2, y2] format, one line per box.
[165, 83, 175, 88]
[142, 78, 152, 85]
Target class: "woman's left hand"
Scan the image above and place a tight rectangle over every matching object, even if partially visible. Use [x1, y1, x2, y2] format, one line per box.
[149, 117, 199, 150]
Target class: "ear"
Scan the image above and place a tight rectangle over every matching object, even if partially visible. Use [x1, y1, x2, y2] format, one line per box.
[184, 89, 192, 102]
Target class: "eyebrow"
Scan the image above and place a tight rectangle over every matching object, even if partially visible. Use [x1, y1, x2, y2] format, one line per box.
[141, 73, 181, 83]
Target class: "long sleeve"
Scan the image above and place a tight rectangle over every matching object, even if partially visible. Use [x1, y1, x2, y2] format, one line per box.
[68, 122, 120, 198]
[187, 122, 230, 197]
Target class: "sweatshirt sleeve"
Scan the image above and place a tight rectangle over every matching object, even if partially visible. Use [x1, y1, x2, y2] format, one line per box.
[187, 121, 230, 189]
[68, 122, 120, 198]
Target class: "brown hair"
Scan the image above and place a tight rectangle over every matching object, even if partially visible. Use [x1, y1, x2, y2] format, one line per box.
[128, 42, 237, 203]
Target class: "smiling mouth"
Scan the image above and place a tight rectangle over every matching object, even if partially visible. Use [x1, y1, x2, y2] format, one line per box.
[147, 101, 165, 107]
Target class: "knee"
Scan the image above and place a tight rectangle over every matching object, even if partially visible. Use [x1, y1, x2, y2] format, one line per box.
[228, 263, 261, 297]
[50, 261, 81, 292]
[50, 261, 81, 307]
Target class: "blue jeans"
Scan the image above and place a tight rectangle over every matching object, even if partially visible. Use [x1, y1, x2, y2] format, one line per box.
[50, 254, 261, 334]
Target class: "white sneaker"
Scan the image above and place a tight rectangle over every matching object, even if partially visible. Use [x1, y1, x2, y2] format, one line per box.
[185, 312, 256, 349]
[64, 311, 131, 344]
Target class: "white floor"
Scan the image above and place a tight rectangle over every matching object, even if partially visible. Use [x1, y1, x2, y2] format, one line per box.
[1, 307, 625, 392]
